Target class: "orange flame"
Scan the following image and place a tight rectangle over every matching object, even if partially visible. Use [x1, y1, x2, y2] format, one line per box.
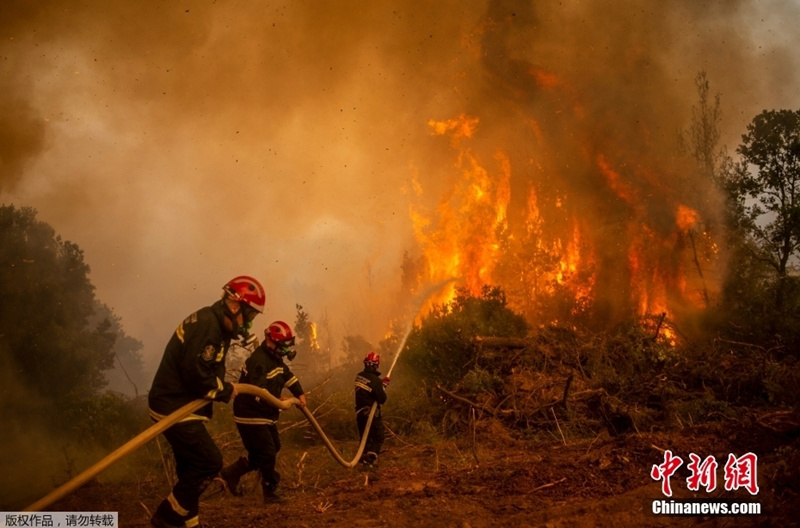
[408, 112, 716, 328]
[676, 204, 699, 231]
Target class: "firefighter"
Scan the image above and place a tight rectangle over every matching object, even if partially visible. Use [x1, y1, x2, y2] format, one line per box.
[354, 351, 390, 465]
[148, 276, 265, 528]
[220, 320, 307, 503]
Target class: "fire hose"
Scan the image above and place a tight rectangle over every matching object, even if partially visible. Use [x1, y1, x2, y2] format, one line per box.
[22, 385, 355, 512]
[289, 296, 417, 469]
[24, 279, 452, 512]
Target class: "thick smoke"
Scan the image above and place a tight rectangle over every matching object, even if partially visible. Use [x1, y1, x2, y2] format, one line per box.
[1, 0, 798, 368]
[1, 0, 798, 507]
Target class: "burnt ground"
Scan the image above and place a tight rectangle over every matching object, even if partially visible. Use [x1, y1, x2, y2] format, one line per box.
[47, 414, 799, 528]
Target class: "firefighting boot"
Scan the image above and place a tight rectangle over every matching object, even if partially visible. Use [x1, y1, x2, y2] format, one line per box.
[150, 500, 185, 528]
[220, 456, 250, 496]
[260, 481, 287, 504]
[360, 451, 378, 466]
[150, 515, 183, 528]
[150, 516, 183, 528]
[260, 471, 285, 504]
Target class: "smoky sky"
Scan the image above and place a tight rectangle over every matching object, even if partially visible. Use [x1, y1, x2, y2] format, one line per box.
[1, 1, 798, 369]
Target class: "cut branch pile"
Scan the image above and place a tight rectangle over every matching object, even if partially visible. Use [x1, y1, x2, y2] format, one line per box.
[430, 323, 799, 441]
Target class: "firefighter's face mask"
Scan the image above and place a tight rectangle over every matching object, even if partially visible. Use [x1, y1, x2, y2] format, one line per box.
[240, 319, 254, 337]
[275, 336, 297, 361]
[237, 303, 259, 337]
[240, 303, 259, 323]
[281, 346, 297, 361]
[224, 300, 259, 338]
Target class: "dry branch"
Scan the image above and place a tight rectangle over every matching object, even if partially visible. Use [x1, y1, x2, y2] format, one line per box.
[645, 312, 667, 342]
[531, 477, 567, 493]
[472, 336, 529, 349]
[434, 385, 498, 417]
[526, 376, 574, 417]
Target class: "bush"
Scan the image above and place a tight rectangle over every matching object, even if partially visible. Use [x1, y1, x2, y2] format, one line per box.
[461, 367, 502, 396]
[59, 391, 150, 450]
[388, 286, 527, 435]
[402, 285, 528, 387]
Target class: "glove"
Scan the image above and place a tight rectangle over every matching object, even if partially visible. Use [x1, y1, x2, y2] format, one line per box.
[382, 376, 390, 388]
[215, 381, 236, 403]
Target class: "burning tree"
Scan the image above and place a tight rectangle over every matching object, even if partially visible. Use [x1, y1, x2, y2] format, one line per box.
[405, 106, 720, 333]
[398, 8, 729, 334]
[293, 303, 328, 381]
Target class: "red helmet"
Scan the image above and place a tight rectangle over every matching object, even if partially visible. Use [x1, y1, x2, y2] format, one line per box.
[265, 320, 295, 346]
[364, 351, 380, 369]
[223, 276, 266, 313]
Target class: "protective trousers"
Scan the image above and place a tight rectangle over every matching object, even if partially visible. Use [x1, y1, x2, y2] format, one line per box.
[155, 420, 222, 526]
[236, 422, 282, 489]
[356, 407, 385, 456]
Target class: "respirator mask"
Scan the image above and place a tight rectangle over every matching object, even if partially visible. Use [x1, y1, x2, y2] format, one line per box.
[277, 336, 297, 361]
[234, 303, 259, 339]
[224, 298, 258, 337]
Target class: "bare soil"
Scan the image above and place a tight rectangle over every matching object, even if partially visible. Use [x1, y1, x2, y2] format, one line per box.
[49, 415, 799, 528]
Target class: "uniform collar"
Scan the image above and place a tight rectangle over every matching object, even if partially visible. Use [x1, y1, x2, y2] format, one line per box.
[260, 342, 283, 361]
[211, 299, 238, 339]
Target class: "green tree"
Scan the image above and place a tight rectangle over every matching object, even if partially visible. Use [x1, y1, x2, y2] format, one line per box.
[0, 205, 117, 405]
[727, 109, 800, 309]
[92, 302, 146, 398]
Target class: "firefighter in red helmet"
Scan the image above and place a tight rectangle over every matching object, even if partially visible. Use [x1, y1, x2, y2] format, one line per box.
[148, 276, 265, 528]
[354, 351, 390, 465]
[220, 320, 307, 503]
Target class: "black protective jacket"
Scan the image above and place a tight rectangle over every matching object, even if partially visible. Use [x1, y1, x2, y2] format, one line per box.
[148, 300, 236, 422]
[233, 343, 305, 425]
[354, 365, 387, 414]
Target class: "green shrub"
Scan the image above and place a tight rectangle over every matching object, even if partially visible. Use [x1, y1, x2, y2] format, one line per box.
[402, 285, 527, 387]
[59, 391, 149, 450]
[461, 367, 501, 395]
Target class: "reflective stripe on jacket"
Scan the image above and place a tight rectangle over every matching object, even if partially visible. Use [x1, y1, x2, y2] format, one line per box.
[148, 300, 233, 422]
[233, 343, 305, 423]
[354, 366, 387, 413]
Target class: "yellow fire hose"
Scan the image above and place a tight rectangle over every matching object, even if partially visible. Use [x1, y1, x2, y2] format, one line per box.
[238, 383, 380, 469]
[22, 384, 359, 512]
[24, 279, 452, 512]
[24, 398, 210, 512]
[23, 386, 379, 511]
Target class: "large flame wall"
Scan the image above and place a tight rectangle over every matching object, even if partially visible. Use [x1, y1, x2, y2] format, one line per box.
[405, 3, 731, 327]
